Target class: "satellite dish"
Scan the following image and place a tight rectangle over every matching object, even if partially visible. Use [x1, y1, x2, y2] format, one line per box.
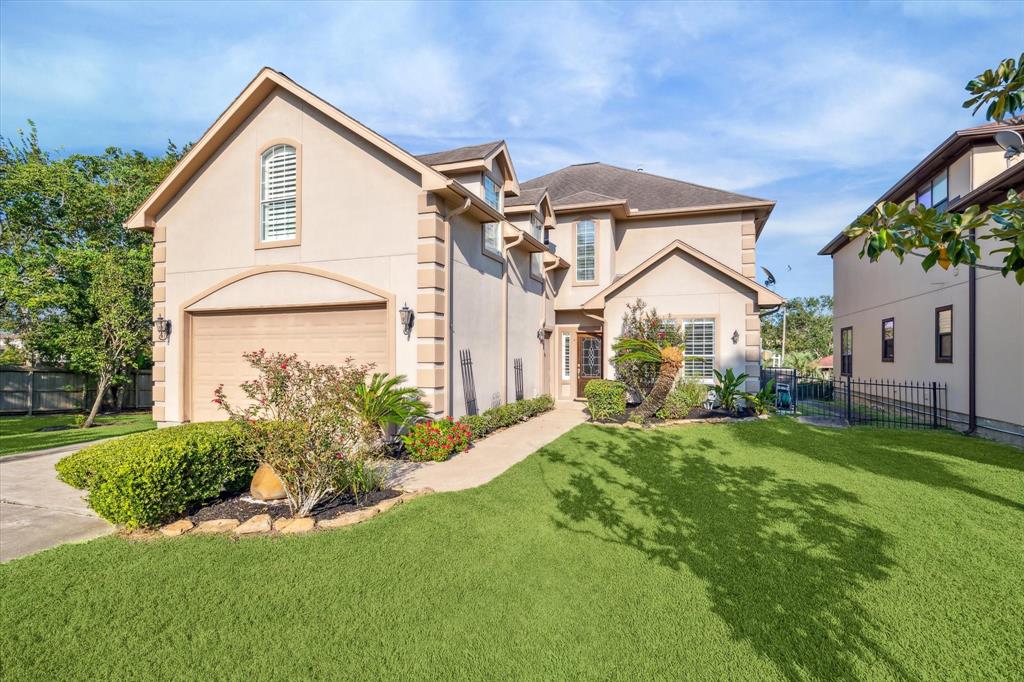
[994, 130, 1024, 159]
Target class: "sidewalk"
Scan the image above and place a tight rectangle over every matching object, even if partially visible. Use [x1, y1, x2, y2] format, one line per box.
[0, 447, 113, 563]
[389, 401, 586, 492]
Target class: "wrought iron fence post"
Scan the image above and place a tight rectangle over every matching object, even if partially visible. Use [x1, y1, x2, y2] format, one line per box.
[931, 382, 938, 429]
[845, 377, 852, 424]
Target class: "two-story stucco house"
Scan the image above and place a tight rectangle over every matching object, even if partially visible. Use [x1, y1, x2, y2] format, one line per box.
[819, 120, 1024, 446]
[127, 68, 782, 425]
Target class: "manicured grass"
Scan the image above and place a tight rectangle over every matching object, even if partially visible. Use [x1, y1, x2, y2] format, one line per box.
[0, 412, 156, 456]
[1, 420, 1022, 679]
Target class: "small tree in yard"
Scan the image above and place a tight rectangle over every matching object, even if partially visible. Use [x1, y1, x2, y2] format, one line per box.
[612, 338, 685, 422]
[63, 248, 152, 428]
[214, 350, 378, 517]
[611, 299, 682, 399]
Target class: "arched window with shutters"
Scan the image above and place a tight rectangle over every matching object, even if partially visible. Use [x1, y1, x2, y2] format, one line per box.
[258, 141, 300, 246]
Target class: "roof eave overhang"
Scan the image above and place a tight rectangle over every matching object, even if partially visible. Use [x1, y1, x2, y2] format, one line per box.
[552, 200, 631, 219]
[125, 67, 450, 231]
[625, 200, 776, 237]
[436, 181, 506, 223]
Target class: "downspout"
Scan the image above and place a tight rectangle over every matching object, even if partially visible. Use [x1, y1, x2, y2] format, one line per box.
[967, 227, 977, 434]
[445, 198, 472, 417]
[503, 227, 525, 403]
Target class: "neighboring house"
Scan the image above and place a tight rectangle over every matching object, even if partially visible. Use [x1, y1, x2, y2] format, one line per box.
[815, 354, 834, 379]
[126, 67, 782, 425]
[819, 120, 1024, 445]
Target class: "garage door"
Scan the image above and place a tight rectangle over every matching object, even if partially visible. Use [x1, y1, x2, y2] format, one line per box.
[190, 305, 387, 422]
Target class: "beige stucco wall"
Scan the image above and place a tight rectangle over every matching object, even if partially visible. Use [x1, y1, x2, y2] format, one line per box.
[548, 210, 614, 309]
[830, 232, 1023, 433]
[155, 87, 424, 423]
[948, 152, 971, 203]
[449, 211, 504, 416]
[604, 251, 758, 388]
[972, 144, 1018, 188]
[613, 212, 746, 273]
[506, 247, 545, 399]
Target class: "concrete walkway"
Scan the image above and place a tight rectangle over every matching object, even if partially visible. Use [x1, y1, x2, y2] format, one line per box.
[389, 401, 587, 492]
[0, 447, 113, 563]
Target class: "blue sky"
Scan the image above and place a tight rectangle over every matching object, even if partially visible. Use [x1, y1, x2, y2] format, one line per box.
[2, 0, 1021, 299]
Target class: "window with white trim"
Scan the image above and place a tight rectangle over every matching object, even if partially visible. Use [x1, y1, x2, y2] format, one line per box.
[561, 333, 571, 380]
[260, 144, 297, 242]
[681, 318, 715, 379]
[483, 222, 501, 257]
[575, 220, 595, 281]
[531, 252, 544, 280]
[530, 214, 543, 241]
[483, 175, 502, 211]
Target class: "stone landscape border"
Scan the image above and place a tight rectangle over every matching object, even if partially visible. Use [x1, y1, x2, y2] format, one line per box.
[156, 488, 435, 538]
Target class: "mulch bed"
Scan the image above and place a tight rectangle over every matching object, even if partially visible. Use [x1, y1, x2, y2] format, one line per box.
[189, 489, 401, 524]
[595, 405, 755, 426]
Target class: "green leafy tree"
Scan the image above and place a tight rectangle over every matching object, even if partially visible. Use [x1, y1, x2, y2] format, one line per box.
[844, 55, 1024, 283]
[760, 296, 833, 359]
[611, 338, 684, 422]
[0, 123, 184, 420]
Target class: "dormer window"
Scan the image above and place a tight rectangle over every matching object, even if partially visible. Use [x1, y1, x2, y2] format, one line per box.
[483, 175, 502, 211]
[260, 143, 299, 244]
[916, 170, 948, 213]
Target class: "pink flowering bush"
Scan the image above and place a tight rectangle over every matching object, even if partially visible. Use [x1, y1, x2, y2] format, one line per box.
[213, 349, 377, 517]
[401, 417, 472, 462]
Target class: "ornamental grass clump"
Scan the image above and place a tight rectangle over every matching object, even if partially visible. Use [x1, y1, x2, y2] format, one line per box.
[402, 418, 471, 462]
[214, 350, 379, 517]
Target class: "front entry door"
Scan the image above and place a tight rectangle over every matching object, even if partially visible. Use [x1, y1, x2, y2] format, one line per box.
[577, 333, 602, 395]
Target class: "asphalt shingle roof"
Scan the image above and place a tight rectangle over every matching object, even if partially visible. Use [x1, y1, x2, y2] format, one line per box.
[416, 141, 504, 166]
[521, 162, 768, 212]
[505, 187, 548, 207]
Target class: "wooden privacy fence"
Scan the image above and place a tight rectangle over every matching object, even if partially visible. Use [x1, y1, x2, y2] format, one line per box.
[0, 366, 153, 415]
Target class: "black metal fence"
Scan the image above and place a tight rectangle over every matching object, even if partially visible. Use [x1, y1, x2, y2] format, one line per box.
[0, 366, 152, 415]
[761, 368, 948, 429]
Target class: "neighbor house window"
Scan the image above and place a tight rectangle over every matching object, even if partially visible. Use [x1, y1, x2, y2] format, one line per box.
[483, 222, 501, 257]
[483, 175, 502, 211]
[531, 252, 545, 280]
[681, 318, 715, 380]
[935, 306, 953, 362]
[840, 327, 853, 376]
[916, 170, 948, 212]
[575, 220, 596, 282]
[882, 318, 894, 362]
[260, 143, 298, 242]
[561, 332, 571, 380]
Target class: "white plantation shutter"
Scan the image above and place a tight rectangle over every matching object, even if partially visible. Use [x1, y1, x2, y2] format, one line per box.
[261, 144, 297, 241]
[682, 318, 715, 379]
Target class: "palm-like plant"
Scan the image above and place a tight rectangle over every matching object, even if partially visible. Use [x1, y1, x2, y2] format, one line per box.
[712, 368, 749, 413]
[611, 338, 684, 421]
[352, 373, 427, 451]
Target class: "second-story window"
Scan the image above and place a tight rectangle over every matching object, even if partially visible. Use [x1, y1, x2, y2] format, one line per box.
[260, 143, 298, 242]
[575, 220, 595, 282]
[531, 214, 543, 241]
[483, 175, 502, 211]
[916, 170, 948, 212]
[483, 222, 501, 257]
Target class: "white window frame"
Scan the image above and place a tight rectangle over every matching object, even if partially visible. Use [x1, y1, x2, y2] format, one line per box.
[680, 318, 716, 380]
[574, 219, 596, 283]
[258, 142, 300, 246]
[561, 332, 571, 380]
[483, 175, 502, 211]
[482, 222, 502, 259]
[530, 252, 545, 281]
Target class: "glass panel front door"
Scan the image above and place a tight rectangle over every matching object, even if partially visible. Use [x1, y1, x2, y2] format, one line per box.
[577, 334, 602, 395]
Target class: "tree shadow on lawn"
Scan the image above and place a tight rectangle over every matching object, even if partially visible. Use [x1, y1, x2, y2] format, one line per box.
[541, 428, 906, 682]
[732, 420, 1024, 512]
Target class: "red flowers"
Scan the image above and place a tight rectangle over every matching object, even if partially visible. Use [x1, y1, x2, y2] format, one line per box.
[280, 362, 288, 369]
[401, 416, 471, 462]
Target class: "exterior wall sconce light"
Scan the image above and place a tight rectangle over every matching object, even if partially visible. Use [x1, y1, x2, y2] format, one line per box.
[731, 330, 740, 344]
[536, 328, 546, 341]
[153, 315, 172, 342]
[399, 303, 415, 340]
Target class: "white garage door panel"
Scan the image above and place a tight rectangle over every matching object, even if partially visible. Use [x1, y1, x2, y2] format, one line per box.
[191, 305, 387, 422]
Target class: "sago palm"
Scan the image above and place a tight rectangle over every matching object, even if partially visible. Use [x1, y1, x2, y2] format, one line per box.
[611, 338, 684, 420]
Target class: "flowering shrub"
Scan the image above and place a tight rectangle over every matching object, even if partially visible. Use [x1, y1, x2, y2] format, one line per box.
[214, 350, 377, 517]
[401, 417, 472, 462]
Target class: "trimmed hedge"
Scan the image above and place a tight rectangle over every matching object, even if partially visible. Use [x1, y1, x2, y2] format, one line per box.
[457, 395, 554, 441]
[584, 380, 627, 422]
[56, 422, 254, 529]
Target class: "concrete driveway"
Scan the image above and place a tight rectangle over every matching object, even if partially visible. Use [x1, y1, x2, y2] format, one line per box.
[0, 445, 113, 562]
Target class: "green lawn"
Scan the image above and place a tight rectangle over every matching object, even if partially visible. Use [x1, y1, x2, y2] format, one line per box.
[1, 420, 1021, 680]
[0, 412, 156, 456]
